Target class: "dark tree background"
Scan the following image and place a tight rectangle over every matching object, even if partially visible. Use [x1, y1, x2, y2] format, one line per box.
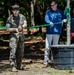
[0, 0, 74, 43]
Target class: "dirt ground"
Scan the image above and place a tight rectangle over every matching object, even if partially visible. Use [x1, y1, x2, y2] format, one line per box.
[0, 28, 74, 75]
[0, 60, 73, 75]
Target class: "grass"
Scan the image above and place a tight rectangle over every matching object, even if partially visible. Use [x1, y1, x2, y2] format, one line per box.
[24, 63, 74, 75]
[0, 61, 74, 75]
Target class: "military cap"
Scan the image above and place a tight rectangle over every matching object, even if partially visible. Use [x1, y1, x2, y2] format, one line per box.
[12, 4, 19, 10]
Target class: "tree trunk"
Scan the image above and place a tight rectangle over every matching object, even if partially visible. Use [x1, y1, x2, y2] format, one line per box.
[31, 0, 35, 26]
[67, 0, 71, 45]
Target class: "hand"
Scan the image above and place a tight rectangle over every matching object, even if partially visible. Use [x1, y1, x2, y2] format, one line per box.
[18, 26, 22, 32]
[50, 22, 54, 26]
[15, 28, 19, 33]
[72, 33, 74, 37]
[62, 19, 67, 23]
[22, 24, 27, 28]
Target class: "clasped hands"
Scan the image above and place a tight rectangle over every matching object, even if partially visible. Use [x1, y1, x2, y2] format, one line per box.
[15, 26, 23, 33]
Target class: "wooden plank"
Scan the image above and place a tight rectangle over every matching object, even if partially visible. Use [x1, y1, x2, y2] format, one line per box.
[0, 46, 9, 50]
[0, 29, 27, 35]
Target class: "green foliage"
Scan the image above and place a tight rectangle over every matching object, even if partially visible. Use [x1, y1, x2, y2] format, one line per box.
[0, 18, 4, 26]
[0, 0, 74, 26]
[19, 7, 26, 16]
[0, 36, 4, 40]
[58, 0, 66, 9]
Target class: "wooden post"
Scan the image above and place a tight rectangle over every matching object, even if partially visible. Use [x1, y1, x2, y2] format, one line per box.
[67, 0, 71, 45]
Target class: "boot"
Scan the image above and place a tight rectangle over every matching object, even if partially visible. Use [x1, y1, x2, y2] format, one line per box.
[20, 64, 25, 70]
[69, 69, 74, 73]
[11, 66, 18, 72]
[17, 64, 25, 70]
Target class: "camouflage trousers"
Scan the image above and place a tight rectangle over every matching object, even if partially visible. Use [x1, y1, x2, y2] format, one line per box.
[9, 33, 24, 67]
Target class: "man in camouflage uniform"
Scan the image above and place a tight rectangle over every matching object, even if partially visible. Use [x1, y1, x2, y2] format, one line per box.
[6, 5, 27, 72]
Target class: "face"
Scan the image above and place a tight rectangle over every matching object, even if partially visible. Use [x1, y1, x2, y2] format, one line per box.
[12, 9, 19, 16]
[51, 2, 58, 11]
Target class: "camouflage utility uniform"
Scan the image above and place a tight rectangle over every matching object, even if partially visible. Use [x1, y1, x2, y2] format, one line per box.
[6, 14, 26, 68]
